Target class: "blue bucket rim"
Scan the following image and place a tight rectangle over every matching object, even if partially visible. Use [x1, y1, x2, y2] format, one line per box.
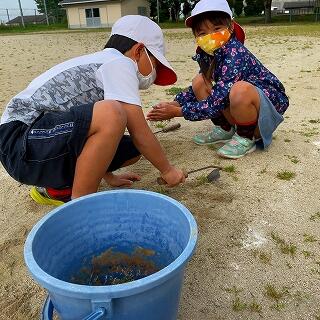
[24, 190, 198, 299]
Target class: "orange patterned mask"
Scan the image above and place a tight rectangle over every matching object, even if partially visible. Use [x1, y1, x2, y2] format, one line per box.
[196, 29, 231, 55]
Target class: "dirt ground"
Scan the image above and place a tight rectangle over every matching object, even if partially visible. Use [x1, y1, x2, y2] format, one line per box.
[0, 25, 320, 320]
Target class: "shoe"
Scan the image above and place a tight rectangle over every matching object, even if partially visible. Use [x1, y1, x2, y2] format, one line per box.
[193, 126, 235, 145]
[217, 133, 256, 159]
[30, 187, 71, 206]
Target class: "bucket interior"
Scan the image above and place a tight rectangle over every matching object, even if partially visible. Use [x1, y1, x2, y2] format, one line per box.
[31, 192, 192, 283]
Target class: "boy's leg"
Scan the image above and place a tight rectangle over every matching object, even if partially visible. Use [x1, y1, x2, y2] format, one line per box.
[217, 81, 260, 159]
[72, 100, 127, 199]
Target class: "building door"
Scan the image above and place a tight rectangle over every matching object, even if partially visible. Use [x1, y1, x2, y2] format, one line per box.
[85, 8, 101, 27]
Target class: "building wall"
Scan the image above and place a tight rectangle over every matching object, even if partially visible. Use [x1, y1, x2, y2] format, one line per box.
[65, 2, 122, 28]
[121, 0, 150, 16]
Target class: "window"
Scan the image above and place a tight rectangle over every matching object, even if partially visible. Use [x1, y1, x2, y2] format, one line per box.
[85, 8, 101, 27]
[138, 6, 147, 16]
[85, 8, 100, 18]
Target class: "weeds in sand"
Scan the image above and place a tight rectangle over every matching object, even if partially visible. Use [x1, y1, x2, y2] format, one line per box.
[253, 250, 272, 265]
[310, 212, 320, 221]
[303, 233, 317, 243]
[302, 250, 315, 259]
[272, 136, 277, 140]
[310, 268, 320, 275]
[309, 119, 320, 124]
[249, 301, 262, 314]
[286, 262, 292, 269]
[224, 165, 236, 173]
[284, 138, 291, 142]
[224, 286, 243, 295]
[232, 297, 247, 311]
[154, 120, 170, 129]
[165, 87, 185, 96]
[285, 155, 300, 164]
[276, 170, 295, 181]
[195, 174, 209, 186]
[264, 284, 290, 309]
[300, 128, 319, 137]
[271, 232, 297, 257]
[259, 168, 267, 174]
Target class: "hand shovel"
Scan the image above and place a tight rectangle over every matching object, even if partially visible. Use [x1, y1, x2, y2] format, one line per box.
[157, 165, 222, 185]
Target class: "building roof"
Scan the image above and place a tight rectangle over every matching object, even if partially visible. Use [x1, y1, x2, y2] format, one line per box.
[59, 0, 112, 5]
[7, 15, 46, 24]
[283, 0, 315, 8]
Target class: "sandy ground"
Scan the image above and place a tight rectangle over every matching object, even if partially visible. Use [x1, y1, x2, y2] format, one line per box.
[0, 26, 320, 320]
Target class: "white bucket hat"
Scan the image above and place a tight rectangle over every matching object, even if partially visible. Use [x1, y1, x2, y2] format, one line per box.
[111, 15, 177, 86]
[185, 0, 245, 43]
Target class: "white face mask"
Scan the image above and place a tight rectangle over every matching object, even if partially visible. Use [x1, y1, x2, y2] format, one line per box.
[136, 48, 157, 90]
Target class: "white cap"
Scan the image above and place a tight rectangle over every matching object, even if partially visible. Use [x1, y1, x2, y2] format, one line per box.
[185, 0, 245, 43]
[111, 15, 177, 86]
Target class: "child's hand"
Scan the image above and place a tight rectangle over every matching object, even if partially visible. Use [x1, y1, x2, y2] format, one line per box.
[160, 165, 185, 187]
[103, 172, 141, 187]
[146, 101, 182, 121]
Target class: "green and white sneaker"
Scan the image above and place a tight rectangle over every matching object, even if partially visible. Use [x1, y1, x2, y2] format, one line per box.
[193, 126, 235, 145]
[217, 133, 256, 159]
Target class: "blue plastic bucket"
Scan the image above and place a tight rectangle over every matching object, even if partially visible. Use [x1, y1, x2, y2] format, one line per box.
[24, 190, 197, 320]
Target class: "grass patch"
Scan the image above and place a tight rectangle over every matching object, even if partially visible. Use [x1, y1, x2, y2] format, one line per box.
[0, 23, 68, 34]
[309, 119, 320, 124]
[264, 283, 289, 301]
[303, 233, 317, 243]
[195, 174, 209, 186]
[284, 138, 291, 142]
[232, 296, 247, 311]
[253, 250, 272, 264]
[310, 212, 320, 221]
[165, 87, 185, 96]
[271, 232, 297, 257]
[285, 155, 300, 164]
[154, 121, 169, 129]
[276, 170, 295, 180]
[300, 128, 319, 137]
[302, 250, 315, 258]
[223, 165, 236, 173]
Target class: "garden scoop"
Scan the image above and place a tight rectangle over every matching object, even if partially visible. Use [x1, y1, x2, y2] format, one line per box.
[157, 165, 223, 185]
[153, 123, 181, 134]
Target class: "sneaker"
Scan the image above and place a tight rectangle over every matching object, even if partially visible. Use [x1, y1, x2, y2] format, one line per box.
[217, 133, 256, 159]
[193, 126, 235, 145]
[30, 187, 71, 206]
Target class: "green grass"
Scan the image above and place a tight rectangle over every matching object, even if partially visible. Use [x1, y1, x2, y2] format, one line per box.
[264, 283, 290, 301]
[0, 23, 68, 34]
[276, 170, 296, 180]
[223, 165, 236, 173]
[232, 296, 247, 311]
[310, 212, 320, 221]
[271, 232, 297, 257]
[195, 174, 209, 186]
[303, 233, 317, 243]
[165, 87, 185, 96]
[309, 119, 320, 123]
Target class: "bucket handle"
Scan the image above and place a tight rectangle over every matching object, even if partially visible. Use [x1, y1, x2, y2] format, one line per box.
[41, 295, 111, 320]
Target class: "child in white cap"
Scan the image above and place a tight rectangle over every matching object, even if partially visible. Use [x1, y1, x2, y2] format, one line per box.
[0, 15, 185, 205]
[147, 0, 289, 159]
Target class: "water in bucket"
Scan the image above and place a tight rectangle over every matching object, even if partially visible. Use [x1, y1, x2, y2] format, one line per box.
[70, 246, 163, 286]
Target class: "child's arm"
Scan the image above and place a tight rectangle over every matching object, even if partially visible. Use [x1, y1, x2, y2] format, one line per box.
[122, 102, 185, 186]
[146, 85, 198, 121]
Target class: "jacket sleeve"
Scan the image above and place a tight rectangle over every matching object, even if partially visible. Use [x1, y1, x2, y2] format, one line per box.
[174, 86, 197, 105]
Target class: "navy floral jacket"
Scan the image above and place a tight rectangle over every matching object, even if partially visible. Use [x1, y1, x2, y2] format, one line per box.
[175, 37, 289, 121]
